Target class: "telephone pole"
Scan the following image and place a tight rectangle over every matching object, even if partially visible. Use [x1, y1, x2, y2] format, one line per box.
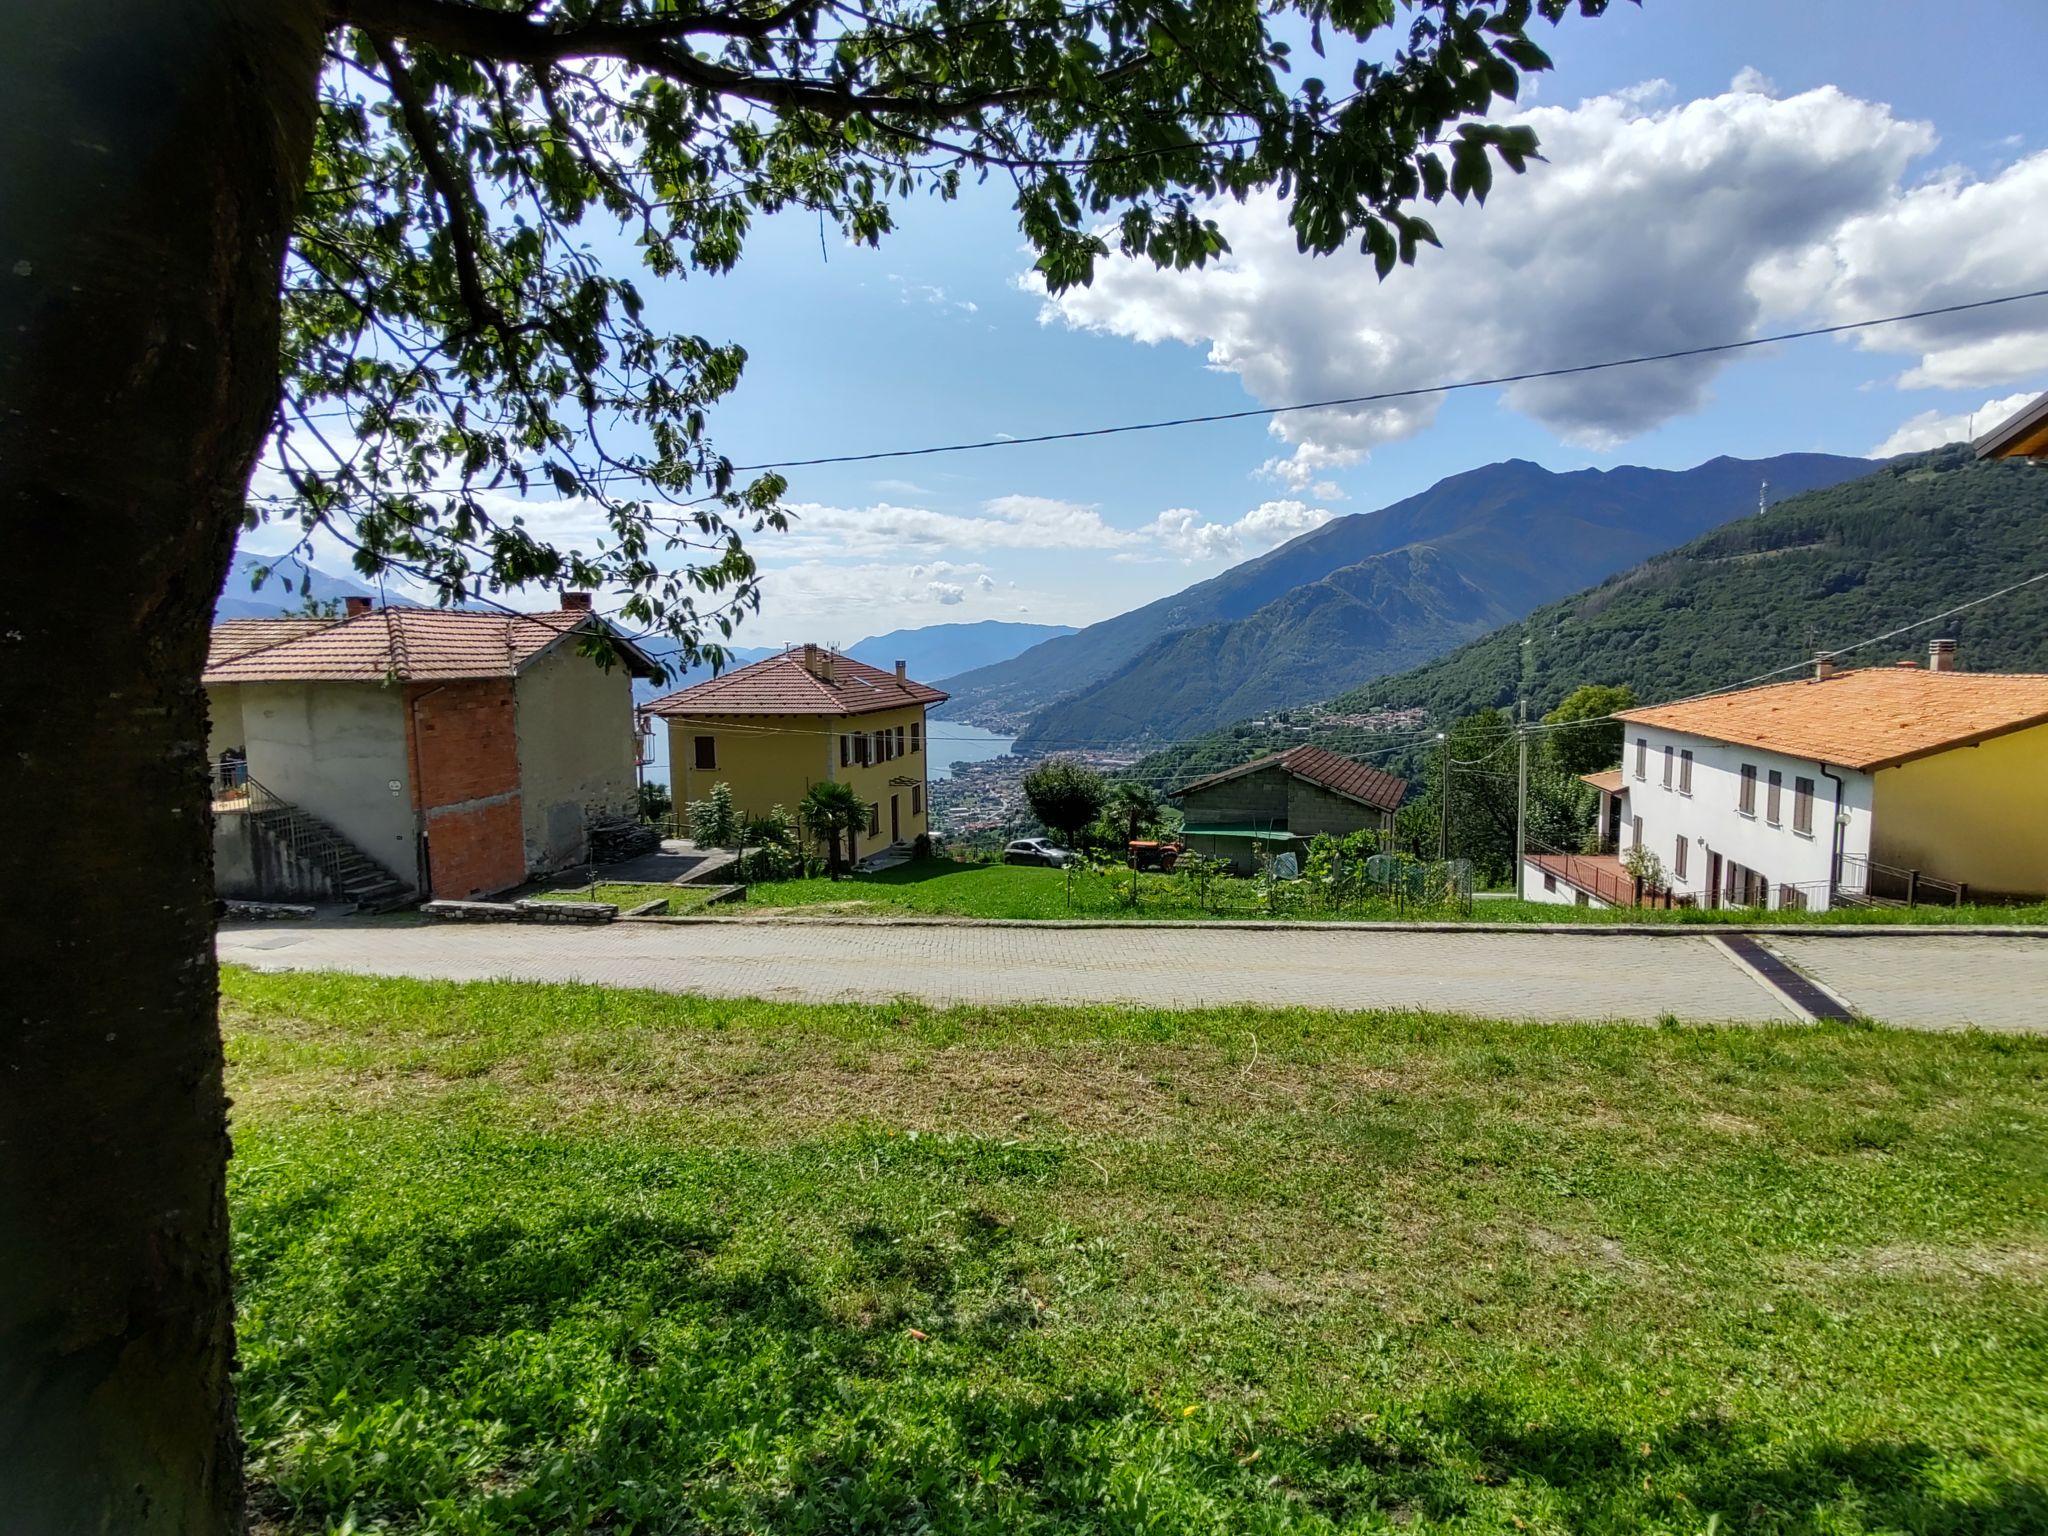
[1513, 703, 1529, 899]
[1437, 731, 1450, 862]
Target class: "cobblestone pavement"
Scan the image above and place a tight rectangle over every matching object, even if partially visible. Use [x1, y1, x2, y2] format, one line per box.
[1775, 934, 2046, 1032]
[216, 918, 2044, 1029]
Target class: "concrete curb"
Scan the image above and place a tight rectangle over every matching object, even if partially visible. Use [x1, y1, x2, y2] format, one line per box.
[615, 913, 2048, 938]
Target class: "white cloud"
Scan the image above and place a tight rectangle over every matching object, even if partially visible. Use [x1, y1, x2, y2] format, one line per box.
[1147, 498, 1335, 561]
[1870, 390, 2039, 456]
[1033, 74, 2048, 472]
[927, 581, 966, 605]
[974, 572, 996, 592]
[1751, 150, 2048, 390]
[780, 494, 1135, 555]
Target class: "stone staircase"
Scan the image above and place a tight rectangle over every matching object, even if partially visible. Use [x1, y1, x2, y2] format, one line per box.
[243, 792, 417, 912]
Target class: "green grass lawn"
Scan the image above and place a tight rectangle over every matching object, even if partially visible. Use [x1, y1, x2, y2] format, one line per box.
[224, 968, 2048, 1533]
[530, 882, 717, 915]
[739, 857, 2048, 926]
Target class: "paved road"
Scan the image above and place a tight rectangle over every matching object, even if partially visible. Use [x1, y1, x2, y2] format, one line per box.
[217, 919, 2046, 1031]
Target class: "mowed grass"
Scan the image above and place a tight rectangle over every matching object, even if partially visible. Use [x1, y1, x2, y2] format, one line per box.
[739, 857, 2048, 925]
[530, 882, 717, 914]
[222, 968, 2048, 1534]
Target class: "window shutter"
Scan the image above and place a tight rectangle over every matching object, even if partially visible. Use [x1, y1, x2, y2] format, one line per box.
[1635, 738, 1647, 779]
[1793, 776, 1815, 835]
[1679, 750, 1693, 794]
[1674, 836, 1687, 878]
[1662, 745, 1673, 788]
[1739, 764, 1757, 814]
[1766, 769, 1782, 824]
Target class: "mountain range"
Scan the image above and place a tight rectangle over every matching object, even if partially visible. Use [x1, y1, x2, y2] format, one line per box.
[1137, 445, 2048, 786]
[933, 452, 1876, 749]
[213, 552, 381, 619]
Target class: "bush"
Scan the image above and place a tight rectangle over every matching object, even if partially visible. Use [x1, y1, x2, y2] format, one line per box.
[686, 782, 738, 847]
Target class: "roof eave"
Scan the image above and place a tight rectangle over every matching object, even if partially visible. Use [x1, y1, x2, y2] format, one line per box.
[1973, 391, 2048, 460]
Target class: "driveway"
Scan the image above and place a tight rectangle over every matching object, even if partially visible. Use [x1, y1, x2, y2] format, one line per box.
[217, 918, 2048, 1031]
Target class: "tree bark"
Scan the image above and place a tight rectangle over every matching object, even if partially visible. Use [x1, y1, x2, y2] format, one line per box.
[0, 4, 324, 1529]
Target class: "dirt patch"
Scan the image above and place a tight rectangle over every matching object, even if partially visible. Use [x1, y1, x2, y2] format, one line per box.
[1523, 1224, 1638, 1270]
[1848, 1243, 2048, 1282]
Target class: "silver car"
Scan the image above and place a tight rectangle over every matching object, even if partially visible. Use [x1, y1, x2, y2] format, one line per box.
[1003, 837, 1072, 868]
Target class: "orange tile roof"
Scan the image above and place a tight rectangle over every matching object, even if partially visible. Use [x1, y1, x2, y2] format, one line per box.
[1176, 743, 1407, 812]
[207, 617, 338, 667]
[1617, 667, 2048, 771]
[203, 607, 658, 684]
[1579, 769, 1627, 794]
[643, 648, 949, 718]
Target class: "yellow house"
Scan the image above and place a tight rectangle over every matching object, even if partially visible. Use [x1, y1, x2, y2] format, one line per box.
[645, 644, 949, 862]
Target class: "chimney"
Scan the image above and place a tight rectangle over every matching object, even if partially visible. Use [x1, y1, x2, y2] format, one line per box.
[560, 590, 593, 611]
[1928, 637, 1958, 673]
[894, 659, 907, 682]
[801, 643, 837, 682]
[1813, 651, 1840, 681]
[343, 595, 372, 617]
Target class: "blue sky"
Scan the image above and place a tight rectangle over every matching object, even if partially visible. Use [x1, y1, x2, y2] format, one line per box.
[251, 1, 2048, 645]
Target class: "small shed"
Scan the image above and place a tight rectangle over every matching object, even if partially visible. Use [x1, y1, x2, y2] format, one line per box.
[1173, 745, 1407, 875]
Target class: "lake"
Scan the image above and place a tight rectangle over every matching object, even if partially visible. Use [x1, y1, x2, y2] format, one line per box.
[925, 721, 1016, 780]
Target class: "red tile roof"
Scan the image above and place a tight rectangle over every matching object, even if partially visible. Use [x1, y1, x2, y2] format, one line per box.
[644, 647, 948, 718]
[207, 617, 339, 667]
[1175, 744, 1407, 812]
[203, 607, 658, 684]
[1618, 667, 2048, 771]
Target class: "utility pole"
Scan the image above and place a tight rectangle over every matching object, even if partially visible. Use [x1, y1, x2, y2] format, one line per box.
[1437, 731, 1450, 862]
[1514, 702, 1529, 900]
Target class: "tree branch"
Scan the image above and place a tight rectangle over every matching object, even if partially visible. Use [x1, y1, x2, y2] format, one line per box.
[335, 0, 1147, 124]
[365, 32, 502, 338]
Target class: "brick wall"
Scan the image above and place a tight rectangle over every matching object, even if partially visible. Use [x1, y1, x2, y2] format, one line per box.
[405, 680, 527, 898]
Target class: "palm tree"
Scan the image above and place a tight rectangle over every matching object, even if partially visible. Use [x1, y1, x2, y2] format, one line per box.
[1106, 781, 1165, 848]
[801, 781, 868, 879]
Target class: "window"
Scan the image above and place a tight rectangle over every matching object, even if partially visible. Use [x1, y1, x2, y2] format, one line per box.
[1631, 814, 1643, 848]
[692, 734, 716, 771]
[1678, 749, 1693, 795]
[1766, 769, 1783, 825]
[838, 733, 850, 768]
[854, 733, 870, 767]
[1543, 872, 1558, 893]
[1793, 776, 1815, 836]
[1635, 737, 1648, 780]
[1738, 763, 1757, 816]
[911, 784, 923, 815]
[1780, 883, 1809, 912]
[1674, 836, 1688, 879]
[867, 802, 880, 837]
[910, 720, 922, 753]
[1662, 744, 1674, 789]
[895, 725, 906, 758]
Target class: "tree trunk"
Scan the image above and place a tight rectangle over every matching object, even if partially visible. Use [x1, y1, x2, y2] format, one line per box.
[0, 4, 324, 1530]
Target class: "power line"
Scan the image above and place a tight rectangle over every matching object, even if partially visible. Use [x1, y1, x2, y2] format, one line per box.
[728, 288, 2048, 472]
[256, 286, 2048, 493]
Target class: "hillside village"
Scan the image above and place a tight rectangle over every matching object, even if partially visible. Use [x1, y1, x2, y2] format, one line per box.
[19, 7, 2048, 1531]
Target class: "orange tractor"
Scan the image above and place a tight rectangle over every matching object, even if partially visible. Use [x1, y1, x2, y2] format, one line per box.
[1127, 838, 1185, 872]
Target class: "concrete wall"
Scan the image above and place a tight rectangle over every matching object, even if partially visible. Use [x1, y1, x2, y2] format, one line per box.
[1520, 857, 1611, 909]
[1287, 779, 1394, 839]
[1623, 722, 1874, 911]
[514, 638, 638, 874]
[234, 680, 417, 877]
[668, 702, 932, 860]
[212, 809, 335, 901]
[1180, 766, 1289, 830]
[1872, 724, 2048, 899]
[206, 684, 245, 761]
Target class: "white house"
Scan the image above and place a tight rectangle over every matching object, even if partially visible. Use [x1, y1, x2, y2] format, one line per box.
[1522, 642, 2048, 912]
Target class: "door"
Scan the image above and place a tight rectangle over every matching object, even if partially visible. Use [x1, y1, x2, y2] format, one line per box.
[890, 794, 900, 843]
[1705, 851, 1722, 910]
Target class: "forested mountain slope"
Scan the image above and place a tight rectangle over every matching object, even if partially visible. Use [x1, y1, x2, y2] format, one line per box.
[947, 451, 1870, 737]
[1136, 446, 2048, 785]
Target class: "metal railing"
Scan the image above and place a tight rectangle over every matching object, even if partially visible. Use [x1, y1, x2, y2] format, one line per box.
[1836, 853, 1967, 908]
[213, 759, 378, 896]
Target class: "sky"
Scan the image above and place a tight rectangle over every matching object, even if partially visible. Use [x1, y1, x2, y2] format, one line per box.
[245, 0, 2048, 647]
